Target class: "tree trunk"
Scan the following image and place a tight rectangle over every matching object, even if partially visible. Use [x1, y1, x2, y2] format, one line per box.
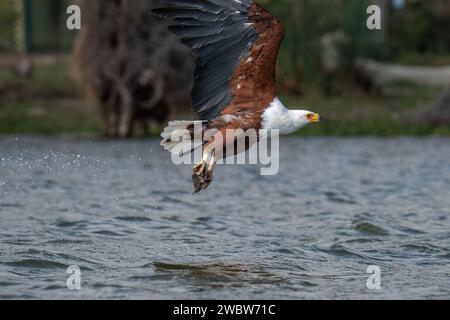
[72, 0, 194, 138]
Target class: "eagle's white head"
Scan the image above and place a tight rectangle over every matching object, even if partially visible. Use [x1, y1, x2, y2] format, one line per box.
[262, 98, 322, 135]
[289, 109, 322, 128]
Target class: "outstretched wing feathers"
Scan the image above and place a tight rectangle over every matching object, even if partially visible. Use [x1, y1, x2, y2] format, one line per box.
[154, 0, 283, 120]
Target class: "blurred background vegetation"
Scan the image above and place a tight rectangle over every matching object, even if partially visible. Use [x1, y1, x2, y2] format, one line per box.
[0, 0, 449, 137]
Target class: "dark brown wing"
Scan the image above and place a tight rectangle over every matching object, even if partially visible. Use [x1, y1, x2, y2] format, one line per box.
[223, 2, 285, 116]
[154, 1, 285, 120]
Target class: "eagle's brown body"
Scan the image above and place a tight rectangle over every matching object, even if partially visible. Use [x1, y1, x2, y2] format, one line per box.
[224, 3, 285, 119]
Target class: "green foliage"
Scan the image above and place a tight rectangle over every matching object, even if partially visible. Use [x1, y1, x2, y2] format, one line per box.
[266, 0, 382, 84]
[280, 81, 448, 136]
[266, 0, 449, 91]
[267, 0, 344, 84]
[27, 0, 78, 52]
[0, 62, 102, 136]
[0, 61, 75, 98]
[0, 0, 77, 53]
[0, 1, 448, 137]
[0, 49, 447, 137]
[0, 100, 102, 135]
[0, 0, 16, 52]
[299, 118, 450, 136]
[389, 52, 450, 66]
[388, 3, 437, 55]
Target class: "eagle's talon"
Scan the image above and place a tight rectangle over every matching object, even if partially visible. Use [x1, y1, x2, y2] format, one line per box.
[205, 171, 213, 184]
[193, 176, 203, 193]
[193, 161, 206, 176]
[192, 171, 213, 193]
[192, 174, 203, 193]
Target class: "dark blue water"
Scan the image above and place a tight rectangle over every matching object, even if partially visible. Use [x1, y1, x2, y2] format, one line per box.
[0, 136, 449, 299]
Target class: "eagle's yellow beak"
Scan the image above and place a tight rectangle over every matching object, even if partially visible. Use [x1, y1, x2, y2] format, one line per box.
[308, 113, 322, 123]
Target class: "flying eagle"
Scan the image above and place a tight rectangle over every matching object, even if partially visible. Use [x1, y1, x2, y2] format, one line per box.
[155, 0, 322, 193]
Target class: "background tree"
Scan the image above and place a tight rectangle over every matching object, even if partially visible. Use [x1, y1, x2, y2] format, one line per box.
[73, 0, 194, 138]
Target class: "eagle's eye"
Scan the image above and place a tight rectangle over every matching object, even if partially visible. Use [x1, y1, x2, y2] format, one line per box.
[306, 113, 313, 119]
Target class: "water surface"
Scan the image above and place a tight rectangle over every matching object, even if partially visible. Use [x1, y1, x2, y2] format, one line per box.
[0, 136, 449, 299]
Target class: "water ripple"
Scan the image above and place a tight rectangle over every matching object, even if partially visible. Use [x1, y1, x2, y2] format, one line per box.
[0, 137, 449, 299]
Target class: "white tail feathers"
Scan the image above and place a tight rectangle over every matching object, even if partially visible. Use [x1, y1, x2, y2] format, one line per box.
[161, 121, 204, 156]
